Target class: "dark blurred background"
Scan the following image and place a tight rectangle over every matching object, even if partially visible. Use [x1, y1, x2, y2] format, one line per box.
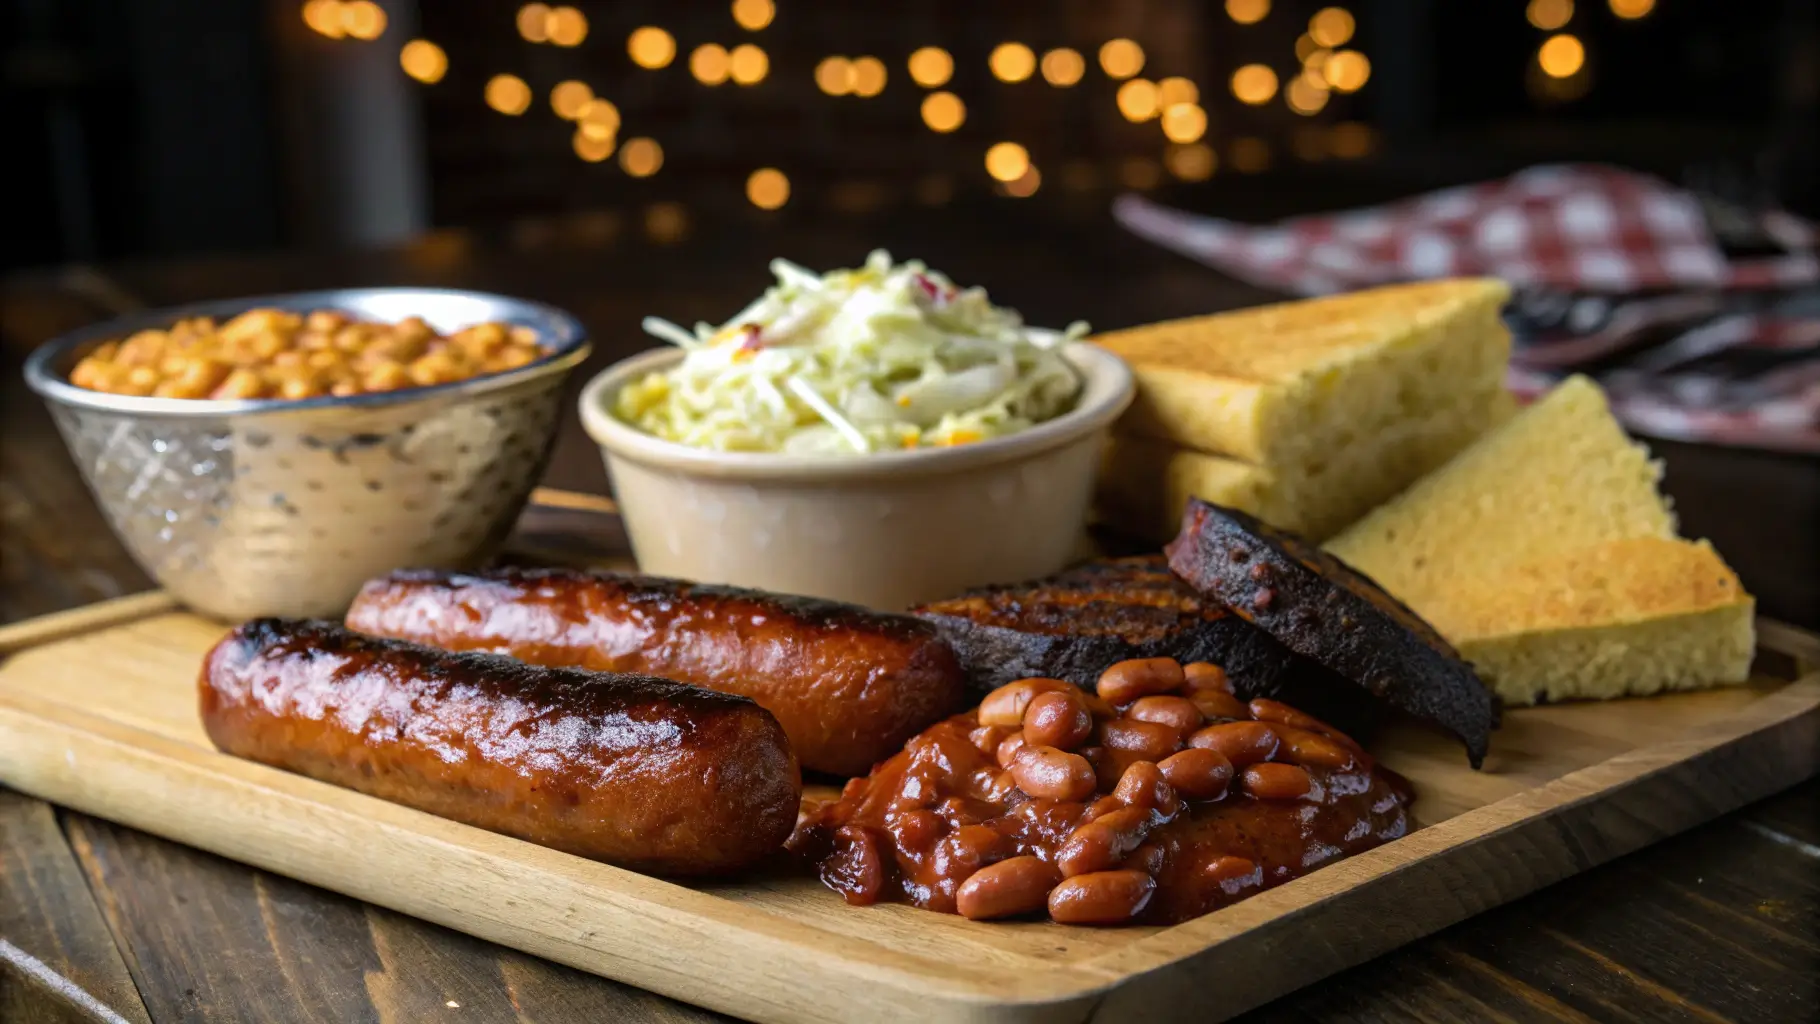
[4, 0, 1816, 270]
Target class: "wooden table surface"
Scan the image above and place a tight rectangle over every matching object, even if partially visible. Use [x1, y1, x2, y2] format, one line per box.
[2, 193, 1817, 1023]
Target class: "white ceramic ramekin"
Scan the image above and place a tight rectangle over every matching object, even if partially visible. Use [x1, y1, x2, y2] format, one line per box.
[578, 344, 1134, 610]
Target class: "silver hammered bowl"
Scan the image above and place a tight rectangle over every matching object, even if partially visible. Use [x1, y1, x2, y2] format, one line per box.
[24, 287, 591, 621]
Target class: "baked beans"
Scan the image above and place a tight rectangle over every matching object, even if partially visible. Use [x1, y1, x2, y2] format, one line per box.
[68, 308, 548, 400]
[795, 657, 1412, 926]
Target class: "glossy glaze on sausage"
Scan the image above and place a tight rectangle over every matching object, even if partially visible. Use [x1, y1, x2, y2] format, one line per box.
[200, 618, 800, 876]
[345, 568, 969, 777]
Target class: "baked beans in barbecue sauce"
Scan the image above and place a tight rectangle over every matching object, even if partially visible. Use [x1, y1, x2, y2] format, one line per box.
[792, 658, 1412, 926]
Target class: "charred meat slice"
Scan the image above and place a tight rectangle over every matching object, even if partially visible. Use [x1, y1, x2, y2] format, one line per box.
[1165, 499, 1496, 767]
[913, 556, 1384, 739]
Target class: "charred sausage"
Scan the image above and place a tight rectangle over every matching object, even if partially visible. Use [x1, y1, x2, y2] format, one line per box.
[200, 618, 800, 876]
[345, 568, 968, 777]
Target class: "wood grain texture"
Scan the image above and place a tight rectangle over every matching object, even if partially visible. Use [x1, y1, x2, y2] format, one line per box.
[0, 790, 152, 1024]
[0, 605, 1813, 1023]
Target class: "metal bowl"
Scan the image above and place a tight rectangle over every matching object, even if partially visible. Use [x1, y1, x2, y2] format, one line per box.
[24, 287, 591, 620]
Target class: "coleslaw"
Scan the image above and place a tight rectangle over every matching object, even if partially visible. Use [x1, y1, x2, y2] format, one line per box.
[613, 250, 1087, 455]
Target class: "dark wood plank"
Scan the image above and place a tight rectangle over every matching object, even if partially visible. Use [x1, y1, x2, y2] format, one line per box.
[0, 789, 152, 1024]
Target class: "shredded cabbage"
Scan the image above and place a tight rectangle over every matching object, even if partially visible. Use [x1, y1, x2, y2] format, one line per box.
[613, 250, 1088, 454]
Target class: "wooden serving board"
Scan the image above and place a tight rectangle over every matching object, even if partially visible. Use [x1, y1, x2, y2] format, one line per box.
[1, 596, 1817, 1024]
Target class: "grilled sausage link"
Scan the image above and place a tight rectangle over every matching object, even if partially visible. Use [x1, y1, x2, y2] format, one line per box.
[200, 619, 800, 876]
[345, 568, 969, 777]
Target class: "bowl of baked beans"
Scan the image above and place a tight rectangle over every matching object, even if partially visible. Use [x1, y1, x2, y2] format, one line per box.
[24, 288, 591, 620]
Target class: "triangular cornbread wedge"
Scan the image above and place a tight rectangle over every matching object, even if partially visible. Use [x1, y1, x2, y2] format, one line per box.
[1099, 387, 1517, 543]
[1094, 278, 1512, 467]
[1325, 376, 1754, 706]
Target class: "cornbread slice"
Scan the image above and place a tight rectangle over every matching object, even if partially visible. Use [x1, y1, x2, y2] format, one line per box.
[1325, 375, 1677, 609]
[1094, 278, 1512, 465]
[1431, 538, 1755, 705]
[1099, 388, 1517, 543]
[1326, 375, 1754, 707]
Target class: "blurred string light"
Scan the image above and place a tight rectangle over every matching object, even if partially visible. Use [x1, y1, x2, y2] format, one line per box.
[1156, 77, 1198, 107]
[908, 47, 953, 87]
[731, 44, 770, 85]
[850, 56, 886, 96]
[485, 74, 532, 115]
[984, 142, 1030, 182]
[731, 0, 775, 31]
[1303, 48, 1332, 76]
[1329, 122, 1375, 158]
[1324, 50, 1370, 91]
[547, 7, 587, 47]
[1286, 74, 1329, 114]
[1161, 103, 1207, 143]
[1609, 0, 1655, 18]
[1308, 7, 1354, 47]
[1226, 0, 1270, 25]
[816, 56, 855, 95]
[573, 129, 614, 162]
[1230, 64, 1278, 105]
[1116, 78, 1159, 121]
[1002, 165, 1041, 198]
[620, 137, 663, 176]
[921, 91, 965, 131]
[691, 43, 730, 84]
[629, 27, 676, 68]
[1118, 157, 1161, 190]
[1166, 142, 1216, 181]
[1527, 0, 1573, 30]
[517, 4, 550, 42]
[344, 1, 386, 40]
[1098, 39, 1145, 79]
[303, 0, 343, 38]
[990, 43, 1036, 82]
[399, 40, 447, 83]
[1538, 33, 1584, 77]
[1230, 137, 1271, 173]
[551, 79, 593, 118]
[1294, 33, 1321, 61]
[1041, 48, 1085, 86]
[579, 99, 620, 138]
[747, 168, 790, 209]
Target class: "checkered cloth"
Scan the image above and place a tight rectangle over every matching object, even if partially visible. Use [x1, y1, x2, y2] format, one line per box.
[1113, 164, 1820, 453]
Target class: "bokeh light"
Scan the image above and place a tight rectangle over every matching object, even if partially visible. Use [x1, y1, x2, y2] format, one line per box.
[303, 0, 344, 38]
[921, 92, 965, 131]
[1041, 48, 1085, 86]
[1157, 77, 1199, 107]
[485, 74, 532, 115]
[342, 1, 386, 40]
[691, 44, 730, 84]
[1308, 7, 1355, 47]
[1295, 33, 1320, 61]
[1116, 78, 1159, 121]
[1230, 137, 1272, 173]
[645, 202, 687, 243]
[1166, 143, 1217, 181]
[1002, 166, 1041, 198]
[1329, 121, 1375, 158]
[731, 0, 775, 31]
[573, 129, 614, 162]
[908, 47, 953, 87]
[1538, 34, 1585, 77]
[1323, 50, 1370, 92]
[547, 6, 587, 46]
[1527, 0, 1574, 30]
[990, 43, 1036, 83]
[1286, 75, 1330, 114]
[747, 168, 790, 209]
[578, 99, 620, 139]
[851, 56, 886, 96]
[816, 56, 855, 95]
[1119, 157, 1162, 190]
[731, 44, 769, 85]
[1230, 64, 1279, 105]
[1161, 103, 1207, 143]
[985, 142, 1030, 182]
[1226, 0, 1270, 24]
[628, 27, 676, 69]
[550, 80, 593, 119]
[1099, 39, 1145, 79]
[399, 40, 447, 84]
[1609, 0, 1654, 18]
[516, 4, 550, 42]
[620, 137, 664, 177]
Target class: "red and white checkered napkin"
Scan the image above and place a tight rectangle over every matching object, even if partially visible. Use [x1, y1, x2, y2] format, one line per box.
[1113, 163, 1820, 453]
